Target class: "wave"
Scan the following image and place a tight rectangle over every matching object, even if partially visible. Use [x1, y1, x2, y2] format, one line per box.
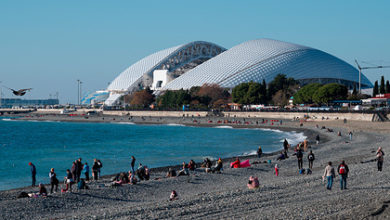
[166, 123, 186, 127]
[1, 118, 12, 121]
[116, 122, 135, 125]
[213, 126, 233, 129]
[281, 131, 307, 146]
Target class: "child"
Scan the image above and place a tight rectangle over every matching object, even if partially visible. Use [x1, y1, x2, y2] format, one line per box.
[247, 176, 259, 189]
[275, 164, 279, 176]
[170, 190, 178, 201]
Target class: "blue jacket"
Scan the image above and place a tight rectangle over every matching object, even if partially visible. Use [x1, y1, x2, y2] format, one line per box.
[82, 164, 89, 173]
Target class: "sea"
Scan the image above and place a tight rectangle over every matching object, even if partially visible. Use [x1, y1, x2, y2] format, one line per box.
[0, 117, 306, 190]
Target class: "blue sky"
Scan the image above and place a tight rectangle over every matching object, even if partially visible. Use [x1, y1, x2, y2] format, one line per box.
[0, 0, 389, 103]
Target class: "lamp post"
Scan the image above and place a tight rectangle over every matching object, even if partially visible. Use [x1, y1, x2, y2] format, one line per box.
[0, 81, 2, 108]
[80, 81, 83, 105]
[77, 79, 80, 105]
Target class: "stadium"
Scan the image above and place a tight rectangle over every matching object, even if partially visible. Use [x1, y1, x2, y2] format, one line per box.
[102, 39, 373, 106]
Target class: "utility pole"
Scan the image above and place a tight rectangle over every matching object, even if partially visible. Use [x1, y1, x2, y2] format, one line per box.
[355, 60, 390, 94]
[77, 79, 80, 105]
[80, 81, 83, 105]
[0, 81, 2, 108]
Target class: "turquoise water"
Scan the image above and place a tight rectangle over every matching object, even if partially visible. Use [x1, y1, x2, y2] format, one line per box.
[0, 118, 305, 190]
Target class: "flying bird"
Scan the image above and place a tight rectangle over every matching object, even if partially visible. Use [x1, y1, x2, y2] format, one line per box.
[3, 87, 32, 96]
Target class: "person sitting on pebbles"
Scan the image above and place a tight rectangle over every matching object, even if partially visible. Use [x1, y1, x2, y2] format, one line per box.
[128, 171, 137, 184]
[169, 190, 178, 201]
[231, 157, 241, 168]
[247, 176, 259, 189]
[178, 162, 190, 176]
[29, 183, 48, 198]
[166, 168, 177, 177]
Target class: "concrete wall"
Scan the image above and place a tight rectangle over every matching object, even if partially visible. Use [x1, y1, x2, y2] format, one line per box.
[222, 112, 373, 121]
[101, 110, 373, 121]
[103, 111, 209, 117]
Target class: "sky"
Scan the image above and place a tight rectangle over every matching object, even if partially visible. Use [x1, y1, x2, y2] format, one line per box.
[0, 0, 389, 103]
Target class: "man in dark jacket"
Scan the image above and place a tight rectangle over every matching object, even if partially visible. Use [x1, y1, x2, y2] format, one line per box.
[76, 158, 83, 183]
[29, 162, 36, 186]
[296, 148, 303, 170]
[307, 150, 315, 169]
[337, 160, 349, 190]
[131, 156, 136, 173]
[71, 161, 78, 182]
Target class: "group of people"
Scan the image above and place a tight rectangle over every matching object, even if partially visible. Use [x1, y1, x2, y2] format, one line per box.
[28, 158, 103, 194]
[166, 158, 223, 178]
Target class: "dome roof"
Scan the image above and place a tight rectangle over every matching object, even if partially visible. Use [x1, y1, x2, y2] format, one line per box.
[163, 38, 372, 90]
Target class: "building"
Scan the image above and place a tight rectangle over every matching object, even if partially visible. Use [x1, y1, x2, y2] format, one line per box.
[0, 98, 59, 108]
[104, 38, 373, 106]
[81, 90, 109, 105]
[362, 93, 390, 107]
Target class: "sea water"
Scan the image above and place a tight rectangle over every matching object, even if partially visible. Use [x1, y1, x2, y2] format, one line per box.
[0, 118, 306, 190]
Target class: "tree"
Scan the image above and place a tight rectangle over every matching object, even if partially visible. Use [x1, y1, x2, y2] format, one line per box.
[386, 80, 390, 93]
[129, 89, 155, 107]
[293, 83, 322, 104]
[157, 89, 191, 109]
[232, 83, 249, 104]
[373, 81, 379, 97]
[267, 74, 296, 97]
[231, 81, 267, 105]
[197, 84, 229, 106]
[380, 76, 385, 94]
[312, 83, 348, 105]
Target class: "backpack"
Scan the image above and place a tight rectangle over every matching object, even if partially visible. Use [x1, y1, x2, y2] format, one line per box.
[339, 165, 346, 174]
[308, 154, 314, 160]
[98, 161, 103, 168]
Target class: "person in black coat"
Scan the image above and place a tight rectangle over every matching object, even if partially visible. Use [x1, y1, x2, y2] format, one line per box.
[29, 162, 36, 187]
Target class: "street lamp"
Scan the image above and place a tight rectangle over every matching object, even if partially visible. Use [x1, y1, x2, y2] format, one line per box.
[0, 81, 2, 108]
[77, 79, 80, 105]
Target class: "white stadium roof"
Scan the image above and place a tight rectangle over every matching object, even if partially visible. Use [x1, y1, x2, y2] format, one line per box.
[163, 39, 372, 90]
[104, 38, 373, 106]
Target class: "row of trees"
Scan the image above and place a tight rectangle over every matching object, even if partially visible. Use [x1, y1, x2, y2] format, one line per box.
[373, 76, 390, 97]
[122, 74, 364, 109]
[231, 74, 298, 106]
[293, 83, 348, 104]
[123, 84, 230, 109]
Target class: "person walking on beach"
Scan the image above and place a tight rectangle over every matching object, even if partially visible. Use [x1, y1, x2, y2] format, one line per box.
[29, 162, 36, 187]
[257, 146, 263, 158]
[283, 139, 289, 152]
[131, 156, 136, 173]
[97, 159, 103, 178]
[71, 161, 77, 182]
[76, 158, 83, 183]
[348, 131, 353, 141]
[49, 168, 59, 194]
[296, 148, 303, 170]
[92, 159, 99, 181]
[337, 161, 349, 190]
[323, 162, 335, 190]
[307, 150, 315, 169]
[316, 135, 320, 145]
[376, 147, 385, 171]
[83, 162, 90, 181]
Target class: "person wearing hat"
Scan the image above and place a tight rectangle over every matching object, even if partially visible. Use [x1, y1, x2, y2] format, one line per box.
[29, 162, 36, 187]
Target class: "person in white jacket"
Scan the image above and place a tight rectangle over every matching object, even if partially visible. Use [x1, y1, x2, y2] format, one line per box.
[323, 161, 335, 190]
